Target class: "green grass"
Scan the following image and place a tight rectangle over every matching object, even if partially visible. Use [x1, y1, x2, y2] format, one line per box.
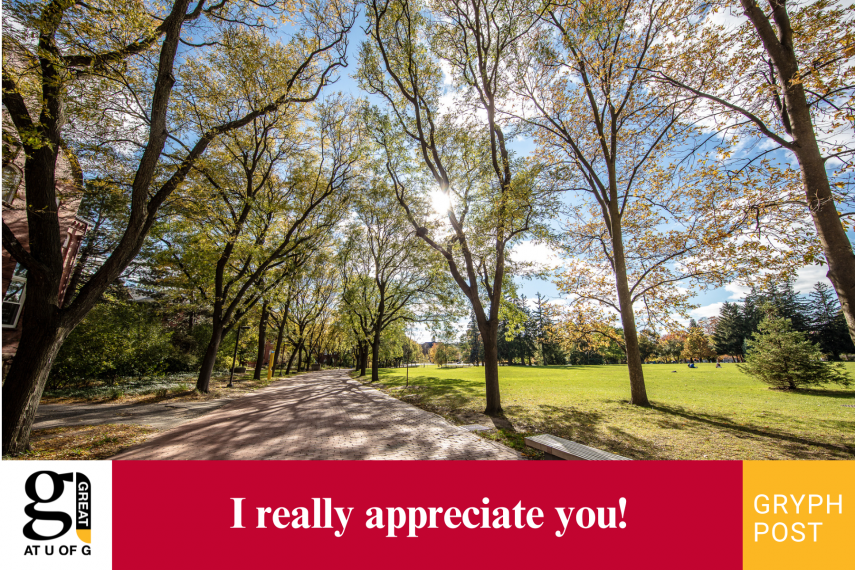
[365, 363, 855, 460]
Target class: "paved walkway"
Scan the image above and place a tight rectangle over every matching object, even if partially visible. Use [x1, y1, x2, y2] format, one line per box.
[112, 370, 520, 460]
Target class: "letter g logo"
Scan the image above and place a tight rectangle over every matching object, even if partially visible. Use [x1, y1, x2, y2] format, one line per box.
[23, 471, 73, 540]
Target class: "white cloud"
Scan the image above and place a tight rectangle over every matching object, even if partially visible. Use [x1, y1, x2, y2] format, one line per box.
[510, 240, 561, 270]
[725, 283, 750, 299]
[793, 264, 831, 294]
[719, 264, 833, 305]
[691, 302, 724, 319]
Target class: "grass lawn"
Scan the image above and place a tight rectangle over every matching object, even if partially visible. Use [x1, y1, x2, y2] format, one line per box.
[364, 363, 855, 460]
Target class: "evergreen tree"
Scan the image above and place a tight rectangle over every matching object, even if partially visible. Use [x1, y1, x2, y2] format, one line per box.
[809, 282, 855, 360]
[520, 296, 537, 365]
[810, 282, 839, 326]
[741, 286, 765, 336]
[465, 311, 484, 365]
[736, 279, 811, 355]
[773, 281, 810, 332]
[530, 293, 564, 365]
[712, 302, 748, 360]
[740, 309, 851, 390]
[497, 319, 510, 364]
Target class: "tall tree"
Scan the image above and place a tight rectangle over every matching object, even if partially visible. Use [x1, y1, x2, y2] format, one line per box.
[514, 0, 743, 404]
[464, 310, 484, 365]
[531, 293, 563, 365]
[359, 0, 555, 413]
[268, 283, 296, 374]
[712, 301, 748, 360]
[808, 282, 855, 360]
[154, 99, 357, 392]
[656, 0, 855, 344]
[339, 176, 453, 382]
[1, 0, 356, 454]
[283, 260, 338, 373]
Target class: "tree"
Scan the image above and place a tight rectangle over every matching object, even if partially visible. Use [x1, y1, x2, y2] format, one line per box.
[463, 310, 484, 365]
[657, 332, 687, 363]
[267, 283, 297, 375]
[514, 0, 766, 405]
[657, 0, 855, 345]
[809, 282, 855, 360]
[282, 260, 338, 374]
[742, 280, 810, 333]
[339, 171, 453, 382]
[253, 296, 272, 380]
[682, 326, 717, 362]
[553, 303, 626, 364]
[429, 341, 459, 367]
[740, 310, 851, 390]
[1, 0, 356, 454]
[359, 0, 555, 414]
[638, 329, 659, 362]
[154, 99, 356, 392]
[712, 302, 749, 360]
[47, 297, 175, 388]
[531, 294, 565, 365]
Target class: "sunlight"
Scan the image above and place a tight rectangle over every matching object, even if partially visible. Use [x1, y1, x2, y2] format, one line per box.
[431, 189, 452, 215]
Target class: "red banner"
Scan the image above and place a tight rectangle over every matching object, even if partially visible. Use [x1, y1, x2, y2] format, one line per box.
[113, 461, 742, 568]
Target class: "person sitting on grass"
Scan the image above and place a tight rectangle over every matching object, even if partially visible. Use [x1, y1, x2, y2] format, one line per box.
[688, 362, 696, 369]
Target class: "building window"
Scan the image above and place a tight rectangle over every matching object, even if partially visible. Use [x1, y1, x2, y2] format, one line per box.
[2, 164, 22, 204]
[2, 263, 27, 328]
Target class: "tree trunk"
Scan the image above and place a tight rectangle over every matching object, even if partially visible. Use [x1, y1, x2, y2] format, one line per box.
[253, 301, 269, 380]
[2, 135, 67, 455]
[196, 322, 225, 393]
[370, 327, 382, 382]
[612, 225, 650, 406]
[272, 323, 286, 378]
[358, 342, 368, 377]
[480, 322, 502, 415]
[1, 313, 68, 455]
[297, 344, 303, 372]
[285, 345, 298, 375]
[740, 0, 855, 346]
[792, 145, 855, 346]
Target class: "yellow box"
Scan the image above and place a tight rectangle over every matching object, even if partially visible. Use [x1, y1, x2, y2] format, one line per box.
[744, 461, 854, 569]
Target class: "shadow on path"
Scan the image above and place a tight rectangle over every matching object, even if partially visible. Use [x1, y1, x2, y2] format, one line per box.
[111, 371, 520, 461]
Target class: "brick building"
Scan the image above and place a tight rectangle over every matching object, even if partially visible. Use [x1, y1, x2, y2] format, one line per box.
[2, 135, 90, 368]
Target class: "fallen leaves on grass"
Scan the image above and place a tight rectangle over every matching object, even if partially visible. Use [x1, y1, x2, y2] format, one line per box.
[6, 424, 159, 460]
[41, 372, 300, 405]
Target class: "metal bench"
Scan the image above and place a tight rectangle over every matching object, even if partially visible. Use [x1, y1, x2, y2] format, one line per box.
[524, 434, 631, 461]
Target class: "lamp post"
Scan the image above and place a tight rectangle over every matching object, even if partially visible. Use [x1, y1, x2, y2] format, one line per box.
[228, 325, 250, 388]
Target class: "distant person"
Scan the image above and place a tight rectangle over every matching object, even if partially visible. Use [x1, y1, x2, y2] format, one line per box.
[715, 362, 722, 368]
[688, 362, 696, 369]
